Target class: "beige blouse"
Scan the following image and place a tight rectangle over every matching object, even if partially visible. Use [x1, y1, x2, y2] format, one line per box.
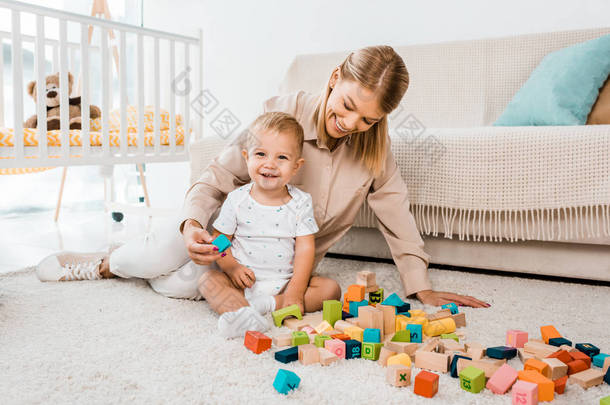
[181, 91, 432, 296]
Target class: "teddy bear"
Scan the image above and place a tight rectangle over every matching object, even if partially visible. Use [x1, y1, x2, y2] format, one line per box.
[24, 72, 101, 130]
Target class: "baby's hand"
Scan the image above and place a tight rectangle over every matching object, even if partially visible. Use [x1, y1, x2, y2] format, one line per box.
[224, 264, 256, 289]
[280, 292, 305, 315]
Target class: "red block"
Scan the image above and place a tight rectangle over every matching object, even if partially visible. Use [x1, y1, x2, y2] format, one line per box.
[244, 330, 272, 354]
[554, 375, 568, 394]
[567, 359, 588, 375]
[414, 370, 439, 398]
[547, 350, 572, 365]
[568, 350, 591, 367]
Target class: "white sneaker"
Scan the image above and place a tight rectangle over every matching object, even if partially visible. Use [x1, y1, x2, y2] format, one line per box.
[217, 306, 270, 339]
[36, 251, 106, 281]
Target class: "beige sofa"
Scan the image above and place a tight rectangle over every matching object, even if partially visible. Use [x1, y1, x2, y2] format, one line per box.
[190, 27, 610, 282]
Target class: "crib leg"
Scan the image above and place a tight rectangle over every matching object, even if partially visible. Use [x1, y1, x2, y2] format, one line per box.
[54, 167, 68, 222]
[137, 163, 151, 208]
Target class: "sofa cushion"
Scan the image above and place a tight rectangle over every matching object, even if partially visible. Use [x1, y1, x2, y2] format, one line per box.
[587, 76, 610, 124]
[494, 34, 610, 126]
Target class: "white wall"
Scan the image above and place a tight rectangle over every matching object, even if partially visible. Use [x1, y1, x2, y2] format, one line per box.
[141, 0, 610, 208]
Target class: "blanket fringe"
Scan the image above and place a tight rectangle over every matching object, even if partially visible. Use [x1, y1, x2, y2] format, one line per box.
[410, 204, 610, 242]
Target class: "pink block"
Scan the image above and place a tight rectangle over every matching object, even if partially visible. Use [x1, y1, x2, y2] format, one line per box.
[324, 338, 346, 359]
[506, 329, 529, 348]
[512, 380, 538, 405]
[486, 363, 518, 394]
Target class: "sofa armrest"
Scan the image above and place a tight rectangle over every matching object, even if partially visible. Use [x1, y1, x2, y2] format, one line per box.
[188, 136, 230, 185]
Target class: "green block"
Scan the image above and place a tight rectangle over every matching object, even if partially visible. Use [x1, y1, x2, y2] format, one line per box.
[322, 300, 342, 327]
[314, 334, 332, 348]
[272, 304, 302, 327]
[459, 366, 485, 393]
[291, 331, 309, 346]
[362, 342, 383, 360]
[391, 330, 411, 342]
[441, 333, 459, 342]
[601, 395, 610, 405]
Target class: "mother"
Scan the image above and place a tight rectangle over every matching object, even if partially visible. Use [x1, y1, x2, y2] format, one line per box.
[37, 45, 488, 309]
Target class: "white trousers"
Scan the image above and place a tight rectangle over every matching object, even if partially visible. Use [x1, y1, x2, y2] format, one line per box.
[109, 216, 218, 300]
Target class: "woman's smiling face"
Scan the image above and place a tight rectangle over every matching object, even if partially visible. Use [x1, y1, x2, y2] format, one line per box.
[324, 71, 385, 139]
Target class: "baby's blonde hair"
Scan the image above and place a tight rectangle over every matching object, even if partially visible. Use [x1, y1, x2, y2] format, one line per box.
[315, 45, 409, 177]
[246, 112, 305, 157]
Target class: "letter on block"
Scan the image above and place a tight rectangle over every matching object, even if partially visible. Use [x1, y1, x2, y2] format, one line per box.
[486, 363, 518, 394]
[272, 304, 302, 327]
[273, 369, 301, 395]
[413, 370, 439, 398]
[368, 288, 384, 306]
[244, 330, 272, 354]
[407, 324, 423, 343]
[362, 342, 383, 360]
[386, 364, 411, 387]
[460, 365, 485, 393]
[512, 380, 538, 405]
[345, 339, 362, 359]
[324, 338, 346, 359]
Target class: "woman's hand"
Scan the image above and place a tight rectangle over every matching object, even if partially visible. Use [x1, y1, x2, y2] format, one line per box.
[224, 264, 256, 289]
[182, 220, 223, 265]
[416, 289, 489, 308]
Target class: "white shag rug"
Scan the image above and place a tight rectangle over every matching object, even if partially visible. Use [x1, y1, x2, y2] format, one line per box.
[1, 257, 609, 405]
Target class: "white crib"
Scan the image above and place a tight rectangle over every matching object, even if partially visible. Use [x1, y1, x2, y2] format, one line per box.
[0, 0, 203, 218]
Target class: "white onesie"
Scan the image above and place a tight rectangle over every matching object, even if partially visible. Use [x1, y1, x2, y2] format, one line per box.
[212, 182, 319, 299]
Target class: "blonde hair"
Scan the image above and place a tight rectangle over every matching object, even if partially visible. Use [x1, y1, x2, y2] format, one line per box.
[315, 45, 409, 176]
[246, 111, 305, 157]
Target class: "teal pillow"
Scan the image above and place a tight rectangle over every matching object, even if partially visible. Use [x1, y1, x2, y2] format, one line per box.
[494, 34, 610, 126]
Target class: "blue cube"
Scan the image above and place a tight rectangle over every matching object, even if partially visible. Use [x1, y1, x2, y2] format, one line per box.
[212, 234, 231, 253]
[406, 324, 423, 343]
[442, 302, 459, 315]
[363, 328, 381, 343]
[486, 346, 517, 360]
[348, 299, 368, 317]
[273, 369, 301, 394]
[593, 353, 610, 368]
[450, 354, 472, 378]
[575, 343, 600, 358]
[381, 292, 405, 307]
[548, 337, 572, 347]
[345, 339, 362, 359]
[396, 303, 411, 313]
[342, 311, 354, 320]
[274, 346, 298, 364]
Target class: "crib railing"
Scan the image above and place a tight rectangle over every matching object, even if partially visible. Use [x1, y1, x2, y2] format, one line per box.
[0, 0, 203, 168]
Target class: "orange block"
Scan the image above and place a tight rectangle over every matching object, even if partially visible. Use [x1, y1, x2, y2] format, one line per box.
[518, 370, 554, 402]
[343, 296, 350, 312]
[567, 359, 588, 375]
[568, 351, 591, 367]
[524, 358, 550, 376]
[345, 284, 365, 302]
[554, 375, 568, 394]
[547, 350, 572, 365]
[333, 333, 351, 341]
[414, 370, 439, 398]
[540, 325, 561, 344]
[244, 330, 272, 354]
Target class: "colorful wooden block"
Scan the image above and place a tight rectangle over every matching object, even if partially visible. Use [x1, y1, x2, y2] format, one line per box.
[378, 347, 397, 367]
[341, 310, 354, 320]
[601, 395, 610, 405]
[272, 304, 302, 327]
[567, 359, 589, 375]
[604, 357, 610, 373]
[593, 353, 609, 368]
[576, 343, 600, 358]
[324, 338, 346, 359]
[457, 358, 502, 379]
[291, 331, 309, 346]
[486, 363, 518, 394]
[524, 341, 559, 358]
[392, 330, 411, 342]
[396, 302, 411, 313]
[406, 324, 423, 343]
[569, 368, 605, 389]
[314, 334, 332, 348]
[460, 365, 485, 393]
[548, 337, 572, 347]
[542, 357, 568, 380]
[342, 295, 350, 312]
[362, 342, 383, 360]
[318, 347, 339, 366]
[379, 304, 396, 336]
[211, 234, 231, 253]
[441, 333, 459, 342]
[348, 299, 368, 317]
[244, 330, 272, 354]
[358, 306, 384, 335]
[275, 346, 299, 364]
[381, 292, 405, 308]
[314, 320, 333, 334]
[273, 369, 300, 394]
[415, 351, 450, 373]
[440, 339, 465, 354]
[345, 284, 365, 302]
[547, 349, 573, 365]
[465, 342, 485, 360]
[385, 341, 419, 357]
[512, 380, 538, 405]
[298, 343, 320, 365]
[356, 270, 376, 287]
[409, 309, 426, 317]
[395, 314, 409, 332]
[604, 364, 610, 384]
[518, 369, 554, 402]
[332, 320, 353, 333]
[414, 370, 439, 398]
[322, 300, 342, 327]
[273, 333, 293, 348]
[450, 354, 472, 378]
[441, 302, 459, 315]
[487, 345, 518, 360]
[424, 318, 456, 337]
[540, 325, 561, 344]
[427, 309, 452, 321]
[344, 339, 362, 359]
[452, 312, 467, 328]
[368, 287, 384, 306]
[363, 328, 381, 343]
[387, 352, 412, 367]
[570, 350, 592, 367]
[506, 329, 529, 348]
[386, 364, 411, 387]
[332, 333, 351, 341]
[524, 358, 550, 377]
[554, 375, 568, 394]
[344, 326, 364, 342]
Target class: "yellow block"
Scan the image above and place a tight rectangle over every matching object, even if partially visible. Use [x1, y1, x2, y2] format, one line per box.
[344, 326, 364, 342]
[387, 353, 412, 367]
[407, 316, 429, 329]
[314, 320, 333, 334]
[395, 315, 410, 332]
[409, 309, 426, 317]
[424, 318, 456, 337]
